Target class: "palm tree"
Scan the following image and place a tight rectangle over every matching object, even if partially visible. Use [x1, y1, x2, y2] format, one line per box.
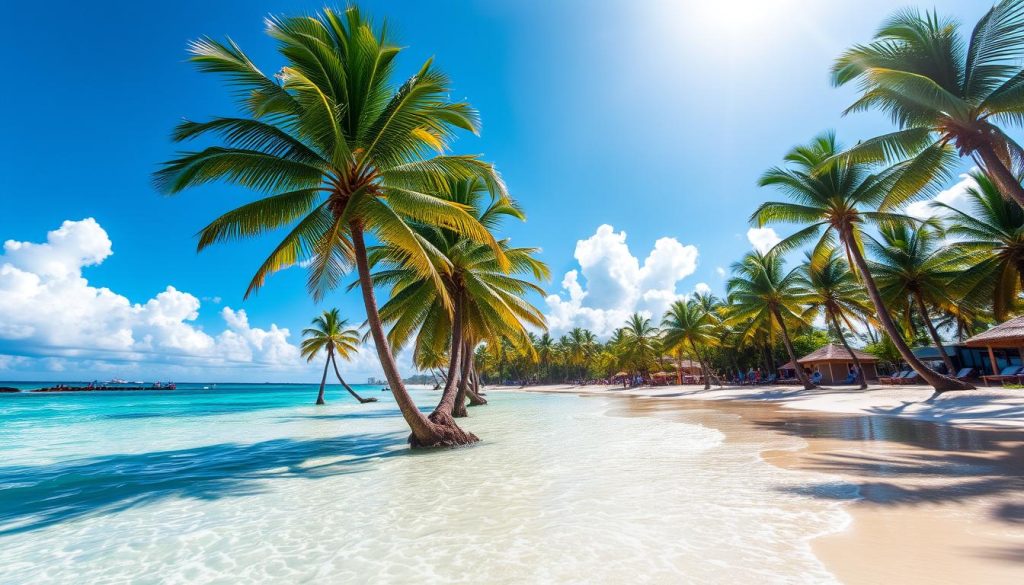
[300, 309, 376, 405]
[726, 252, 815, 389]
[535, 333, 555, 382]
[798, 250, 875, 389]
[868, 223, 961, 375]
[753, 132, 973, 391]
[620, 314, 660, 381]
[156, 8, 508, 446]
[832, 1, 1024, 208]
[661, 299, 718, 390]
[939, 171, 1024, 321]
[370, 177, 548, 418]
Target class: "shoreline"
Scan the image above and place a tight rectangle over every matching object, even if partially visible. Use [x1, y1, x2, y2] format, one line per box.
[490, 382, 1024, 430]
[495, 384, 1024, 584]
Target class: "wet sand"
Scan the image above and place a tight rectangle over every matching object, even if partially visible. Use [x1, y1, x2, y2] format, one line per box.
[502, 386, 1024, 584]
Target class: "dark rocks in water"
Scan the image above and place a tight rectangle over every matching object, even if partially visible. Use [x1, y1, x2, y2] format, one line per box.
[0, 387, 20, 393]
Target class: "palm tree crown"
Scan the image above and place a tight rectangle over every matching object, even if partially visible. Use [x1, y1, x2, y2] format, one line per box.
[940, 171, 1024, 321]
[832, 0, 1024, 208]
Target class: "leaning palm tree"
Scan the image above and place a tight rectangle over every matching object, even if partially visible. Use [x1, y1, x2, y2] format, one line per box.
[661, 299, 718, 390]
[798, 249, 875, 389]
[726, 252, 815, 389]
[156, 7, 508, 446]
[832, 0, 1024, 208]
[300, 308, 376, 405]
[939, 171, 1024, 321]
[368, 176, 548, 418]
[868, 223, 961, 375]
[753, 131, 973, 391]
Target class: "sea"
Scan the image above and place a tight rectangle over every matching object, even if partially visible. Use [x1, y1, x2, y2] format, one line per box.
[0, 382, 849, 584]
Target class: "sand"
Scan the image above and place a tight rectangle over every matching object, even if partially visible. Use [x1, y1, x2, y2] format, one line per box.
[491, 383, 1024, 584]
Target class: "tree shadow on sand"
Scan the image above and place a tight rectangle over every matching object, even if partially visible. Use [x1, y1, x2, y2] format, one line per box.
[752, 410, 1024, 562]
[0, 432, 406, 536]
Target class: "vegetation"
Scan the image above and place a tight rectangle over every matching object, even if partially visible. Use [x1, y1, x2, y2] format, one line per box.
[160, 1, 1024, 450]
[300, 308, 376, 405]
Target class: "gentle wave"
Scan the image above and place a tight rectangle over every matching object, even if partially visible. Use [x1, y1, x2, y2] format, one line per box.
[0, 386, 849, 583]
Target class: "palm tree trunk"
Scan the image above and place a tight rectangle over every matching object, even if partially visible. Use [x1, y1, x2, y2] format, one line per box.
[316, 355, 330, 405]
[690, 339, 711, 390]
[843, 228, 973, 391]
[433, 295, 465, 417]
[976, 144, 1024, 209]
[452, 341, 471, 418]
[830, 312, 867, 390]
[913, 293, 957, 375]
[350, 222, 477, 447]
[330, 353, 375, 403]
[467, 363, 487, 406]
[771, 306, 815, 389]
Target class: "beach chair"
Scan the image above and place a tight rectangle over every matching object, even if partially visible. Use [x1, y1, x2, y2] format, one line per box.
[954, 368, 975, 381]
[896, 371, 921, 385]
[879, 370, 910, 384]
[981, 366, 1024, 386]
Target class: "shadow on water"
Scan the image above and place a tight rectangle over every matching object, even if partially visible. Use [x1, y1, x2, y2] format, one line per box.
[0, 432, 407, 536]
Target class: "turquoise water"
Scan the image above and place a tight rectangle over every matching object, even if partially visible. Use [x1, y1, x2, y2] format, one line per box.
[0, 384, 848, 583]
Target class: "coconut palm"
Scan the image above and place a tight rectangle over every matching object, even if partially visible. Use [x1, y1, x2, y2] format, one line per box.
[300, 308, 376, 405]
[156, 7, 509, 446]
[619, 314, 660, 380]
[832, 0, 1024, 208]
[661, 299, 718, 390]
[868, 223, 961, 375]
[535, 332, 556, 382]
[726, 252, 815, 389]
[369, 177, 548, 417]
[798, 249, 875, 389]
[753, 131, 973, 390]
[938, 171, 1024, 321]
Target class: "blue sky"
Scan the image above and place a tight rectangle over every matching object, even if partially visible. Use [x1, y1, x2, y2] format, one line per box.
[0, 0, 1001, 381]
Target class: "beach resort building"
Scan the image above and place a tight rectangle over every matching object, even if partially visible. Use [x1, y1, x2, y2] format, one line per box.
[782, 344, 879, 384]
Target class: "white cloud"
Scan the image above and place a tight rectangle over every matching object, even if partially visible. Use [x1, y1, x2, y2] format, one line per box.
[905, 172, 977, 220]
[746, 227, 781, 254]
[715, 266, 726, 278]
[544, 224, 699, 337]
[0, 219, 304, 376]
[694, 282, 712, 295]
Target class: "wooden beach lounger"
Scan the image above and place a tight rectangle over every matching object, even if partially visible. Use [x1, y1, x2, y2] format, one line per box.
[879, 370, 910, 384]
[981, 366, 1024, 386]
[954, 367, 975, 381]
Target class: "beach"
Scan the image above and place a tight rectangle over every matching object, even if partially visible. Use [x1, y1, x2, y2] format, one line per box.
[496, 383, 1024, 584]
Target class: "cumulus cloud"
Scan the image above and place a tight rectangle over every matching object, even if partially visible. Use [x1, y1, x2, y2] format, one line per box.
[715, 266, 726, 278]
[905, 172, 977, 220]
[544, 224, 699, 337]
[693, 282, 712, 295]
[746, 227, 781, 254]
[0, 219, 304, 376]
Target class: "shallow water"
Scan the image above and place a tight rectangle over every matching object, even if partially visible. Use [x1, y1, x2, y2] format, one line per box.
[0, 384, 849, 584]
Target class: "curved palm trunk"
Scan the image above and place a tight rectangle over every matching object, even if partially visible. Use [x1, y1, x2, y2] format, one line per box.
[771, 306, 815, 390]
[433, 297, 466, 417]
[689, 340, 711, 390]
[976, 144, 1024, 209]
[316, 353, 330, 405]
[452, 342, 471, 418]
[466, 364, 487, 406]
[351, 223, 477, 447]
[331, 353, 376, 403]
[913, 293, 957, 375]
[843, 229, 973, 391]
[829, 312, 867, 390]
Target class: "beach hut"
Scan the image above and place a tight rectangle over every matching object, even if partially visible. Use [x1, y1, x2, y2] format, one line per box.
[777, 361, 797, 379]
[963, 316, 1024, 375]
[796, 344, 879, 384]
